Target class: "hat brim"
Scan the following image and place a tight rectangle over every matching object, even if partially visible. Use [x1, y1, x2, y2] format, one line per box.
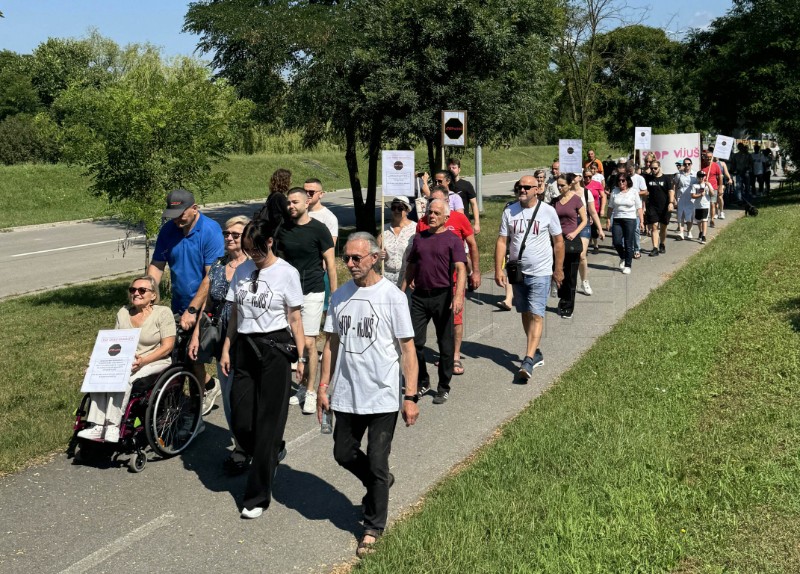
[162, 207, 187, 218]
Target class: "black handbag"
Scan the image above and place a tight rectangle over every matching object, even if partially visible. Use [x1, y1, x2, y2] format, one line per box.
[564, 236, 584, 254]
[506, 200, 542, 284]
[196, 312, 223, 363]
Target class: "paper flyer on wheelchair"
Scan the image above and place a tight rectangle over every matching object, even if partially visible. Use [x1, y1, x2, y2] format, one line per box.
[81, 329, 141, 393]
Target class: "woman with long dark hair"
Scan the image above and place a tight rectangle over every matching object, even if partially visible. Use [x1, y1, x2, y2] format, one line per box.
[552, 174, 587, 318]
[220, 218, 306, 519]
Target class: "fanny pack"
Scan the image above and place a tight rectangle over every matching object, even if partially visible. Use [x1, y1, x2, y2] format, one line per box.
[244, 332, 299, 363]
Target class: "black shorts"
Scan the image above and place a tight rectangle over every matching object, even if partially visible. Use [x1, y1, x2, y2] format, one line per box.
[645, 203, 671, 225]
[694, 208, 709, 222]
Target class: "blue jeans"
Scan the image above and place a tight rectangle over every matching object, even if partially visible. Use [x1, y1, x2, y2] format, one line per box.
[612, 218, 637, 268]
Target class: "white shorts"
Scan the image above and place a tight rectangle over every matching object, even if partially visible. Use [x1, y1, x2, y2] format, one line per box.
[301, 291, 325, 336]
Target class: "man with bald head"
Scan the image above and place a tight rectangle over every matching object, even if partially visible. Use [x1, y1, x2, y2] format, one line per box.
[402, 199, 467, 405]
[495, 174, 564, 382]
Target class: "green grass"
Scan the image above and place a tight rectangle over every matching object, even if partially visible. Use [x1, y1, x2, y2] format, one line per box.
[0, 144, 622, 229]
[353, 187, 800, 573]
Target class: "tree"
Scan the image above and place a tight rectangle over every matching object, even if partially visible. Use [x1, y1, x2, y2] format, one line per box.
[686, 0, 800, 165]
[592, 25, 698, 147]
[56, 47, 252, 267]
[186, 0, 561, 231]
[0, 51, 40, 120]
[552, 0, 645, 141]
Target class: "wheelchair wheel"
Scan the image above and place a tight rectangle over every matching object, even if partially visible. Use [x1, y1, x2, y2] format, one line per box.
[128, 450, 147, 473]
[145, 365, 203, 457]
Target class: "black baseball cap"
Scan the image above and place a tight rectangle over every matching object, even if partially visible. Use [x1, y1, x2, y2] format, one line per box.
[162, 189, 196, 218]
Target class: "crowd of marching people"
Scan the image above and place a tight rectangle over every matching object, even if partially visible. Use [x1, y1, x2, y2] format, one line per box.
[77, 144, 777, 556]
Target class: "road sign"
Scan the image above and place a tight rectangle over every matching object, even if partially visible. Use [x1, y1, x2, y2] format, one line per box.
[442, 110, 467, 147]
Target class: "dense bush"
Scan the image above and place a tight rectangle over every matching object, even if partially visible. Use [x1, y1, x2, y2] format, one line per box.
[0, 113, 60, 165]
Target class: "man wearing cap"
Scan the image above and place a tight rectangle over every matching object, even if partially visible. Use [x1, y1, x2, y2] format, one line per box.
[148, 189, 225, 413]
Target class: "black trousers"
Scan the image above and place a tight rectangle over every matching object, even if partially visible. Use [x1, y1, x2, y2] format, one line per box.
[411, 288, 454, 393]
[333, 410, 398, 532]
[230, 331, 292, 511]
[557, 250, 581, 314]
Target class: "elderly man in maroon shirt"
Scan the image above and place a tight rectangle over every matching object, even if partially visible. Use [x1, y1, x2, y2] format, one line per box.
[401, 199, 466, 405]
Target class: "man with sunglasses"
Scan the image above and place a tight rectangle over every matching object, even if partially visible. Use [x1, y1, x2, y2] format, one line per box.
[402, 199, 467, 405]
[495, 175, 564, 381]
[674, 159, 697, 240]
[643, 159, 675, 256]
[149, 188, 225, 414]
[317, 232, 419, 557]
[277, 187, 337, 415]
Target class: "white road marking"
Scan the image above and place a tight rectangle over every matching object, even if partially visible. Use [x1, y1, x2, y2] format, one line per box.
[59, 513, 175, 574]
[498, 180, 517, 184]
[12, 235, 145, 258]
[286, 427, 321, 451]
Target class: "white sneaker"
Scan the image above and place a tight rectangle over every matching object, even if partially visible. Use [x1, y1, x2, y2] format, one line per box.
[77, 426, 103, 441]
[302, 390, 317, 415]
[289, 387, 306, 405]
[676, 231, 684, 241]
[687, 231, 694, 240]
[719, 211, 725, 220]
[104, 425, 120, 443]
[619, 259, 625, 270]
[241, 507, 263, 519]
[622, 266, 631, 275]
[582, 280, 593, 296]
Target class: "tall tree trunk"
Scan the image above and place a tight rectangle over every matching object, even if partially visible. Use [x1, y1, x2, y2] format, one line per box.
[345, 120, 364, 221]
[426, 135, 436, 174]
[362, 116, 382, 233]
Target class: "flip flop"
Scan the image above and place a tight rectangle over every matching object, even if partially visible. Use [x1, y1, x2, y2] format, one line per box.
[453, 360, 465, 375]
[497, 301, 512, 311]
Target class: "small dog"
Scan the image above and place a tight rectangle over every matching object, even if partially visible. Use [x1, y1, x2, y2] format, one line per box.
[742, 201, 759, 217]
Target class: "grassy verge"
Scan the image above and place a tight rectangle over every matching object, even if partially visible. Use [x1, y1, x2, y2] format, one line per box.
[0, 144, 622, 229]
[353, 187, 800, 572]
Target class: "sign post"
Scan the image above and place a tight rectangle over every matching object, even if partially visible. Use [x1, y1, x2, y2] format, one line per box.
[713, 135, 735, 160]
[381, 150, 415, 273]
[441, 110, 467, 169]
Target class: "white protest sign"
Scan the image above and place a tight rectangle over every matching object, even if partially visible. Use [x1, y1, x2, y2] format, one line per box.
[639, 133, 701, 174]
[442, 110, 467, 147]
[81, 329, 141, 393]
[713, 135, 735, 160]
[559, 139, 583, 174]
[381, 150, 415, 197]
[634, 127, 652, 150]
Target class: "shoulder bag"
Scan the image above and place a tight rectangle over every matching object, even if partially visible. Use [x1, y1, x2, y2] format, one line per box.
[505, 201, 542, 284]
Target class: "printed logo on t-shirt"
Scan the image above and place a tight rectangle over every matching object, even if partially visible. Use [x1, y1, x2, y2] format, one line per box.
[336, 298, 379, 354]
[510, 218, 540, 235]
[235, 278, 274, 320]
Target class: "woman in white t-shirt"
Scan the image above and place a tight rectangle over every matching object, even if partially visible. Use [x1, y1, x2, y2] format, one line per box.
[608, 175, 644, 274]
[220, 218, 306, 519]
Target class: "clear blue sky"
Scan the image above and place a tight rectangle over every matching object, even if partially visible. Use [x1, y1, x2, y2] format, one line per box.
[0, 0, 734, 57]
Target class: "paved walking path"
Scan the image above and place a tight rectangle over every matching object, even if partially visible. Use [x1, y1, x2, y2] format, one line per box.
[0, 210, 742, 574]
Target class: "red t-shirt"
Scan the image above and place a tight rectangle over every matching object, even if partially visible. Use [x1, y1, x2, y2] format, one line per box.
[584, 181, 603, 212]
[417, 211, 474, 240]
[701, 162, 722, 191]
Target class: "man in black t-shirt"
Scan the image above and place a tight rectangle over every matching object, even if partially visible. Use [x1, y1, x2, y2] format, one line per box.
[277, 187, 337, 414]
[448, 158, 480, 234]
[643, 160, 675, 256]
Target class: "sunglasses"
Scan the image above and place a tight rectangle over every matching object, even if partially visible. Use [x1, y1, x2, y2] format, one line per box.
[434, 179, 446, 183]
[249, 269, 260, 293]
[128, 287, 152, 295]
[391, 204, 406, 211]
[222, 231, 241, 239]
[683, 163, 692, 166]
[518, 185, 535, 191]
[342, 254, 373, 264]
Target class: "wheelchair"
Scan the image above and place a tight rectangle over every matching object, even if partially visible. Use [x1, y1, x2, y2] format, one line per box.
[67, 317, 204, 473]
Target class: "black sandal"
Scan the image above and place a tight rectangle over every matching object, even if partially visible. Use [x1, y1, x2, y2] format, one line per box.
[356, 529, 382, 558]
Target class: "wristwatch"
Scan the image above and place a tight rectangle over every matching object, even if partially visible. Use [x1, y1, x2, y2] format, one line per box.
[298, 357, 308, 364]
[187, 306, 198, 315]
[403, 394, 419, 403]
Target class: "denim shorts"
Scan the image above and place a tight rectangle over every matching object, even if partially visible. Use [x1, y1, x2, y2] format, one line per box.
[579, 225, 591, 240]
[512, 274, 550, 317]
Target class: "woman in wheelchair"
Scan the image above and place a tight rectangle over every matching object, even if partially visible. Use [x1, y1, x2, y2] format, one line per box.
[78, 275, 176, 442]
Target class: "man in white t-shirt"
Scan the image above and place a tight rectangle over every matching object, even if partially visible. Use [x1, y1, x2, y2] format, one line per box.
[306, 178, 339, 247]
[318, 232, 418, 557]
[494, 174, 564, 382]
[544, 160, 561, 203]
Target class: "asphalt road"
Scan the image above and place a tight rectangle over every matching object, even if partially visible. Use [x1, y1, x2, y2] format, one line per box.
[0, 170, 532, 300]
[0, 207, 742, 573]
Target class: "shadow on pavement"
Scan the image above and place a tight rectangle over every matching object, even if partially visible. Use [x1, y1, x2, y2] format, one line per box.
[180, 420, 244, 501]
[459, 340, 520, 377]
[272, 464, 362, 538]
